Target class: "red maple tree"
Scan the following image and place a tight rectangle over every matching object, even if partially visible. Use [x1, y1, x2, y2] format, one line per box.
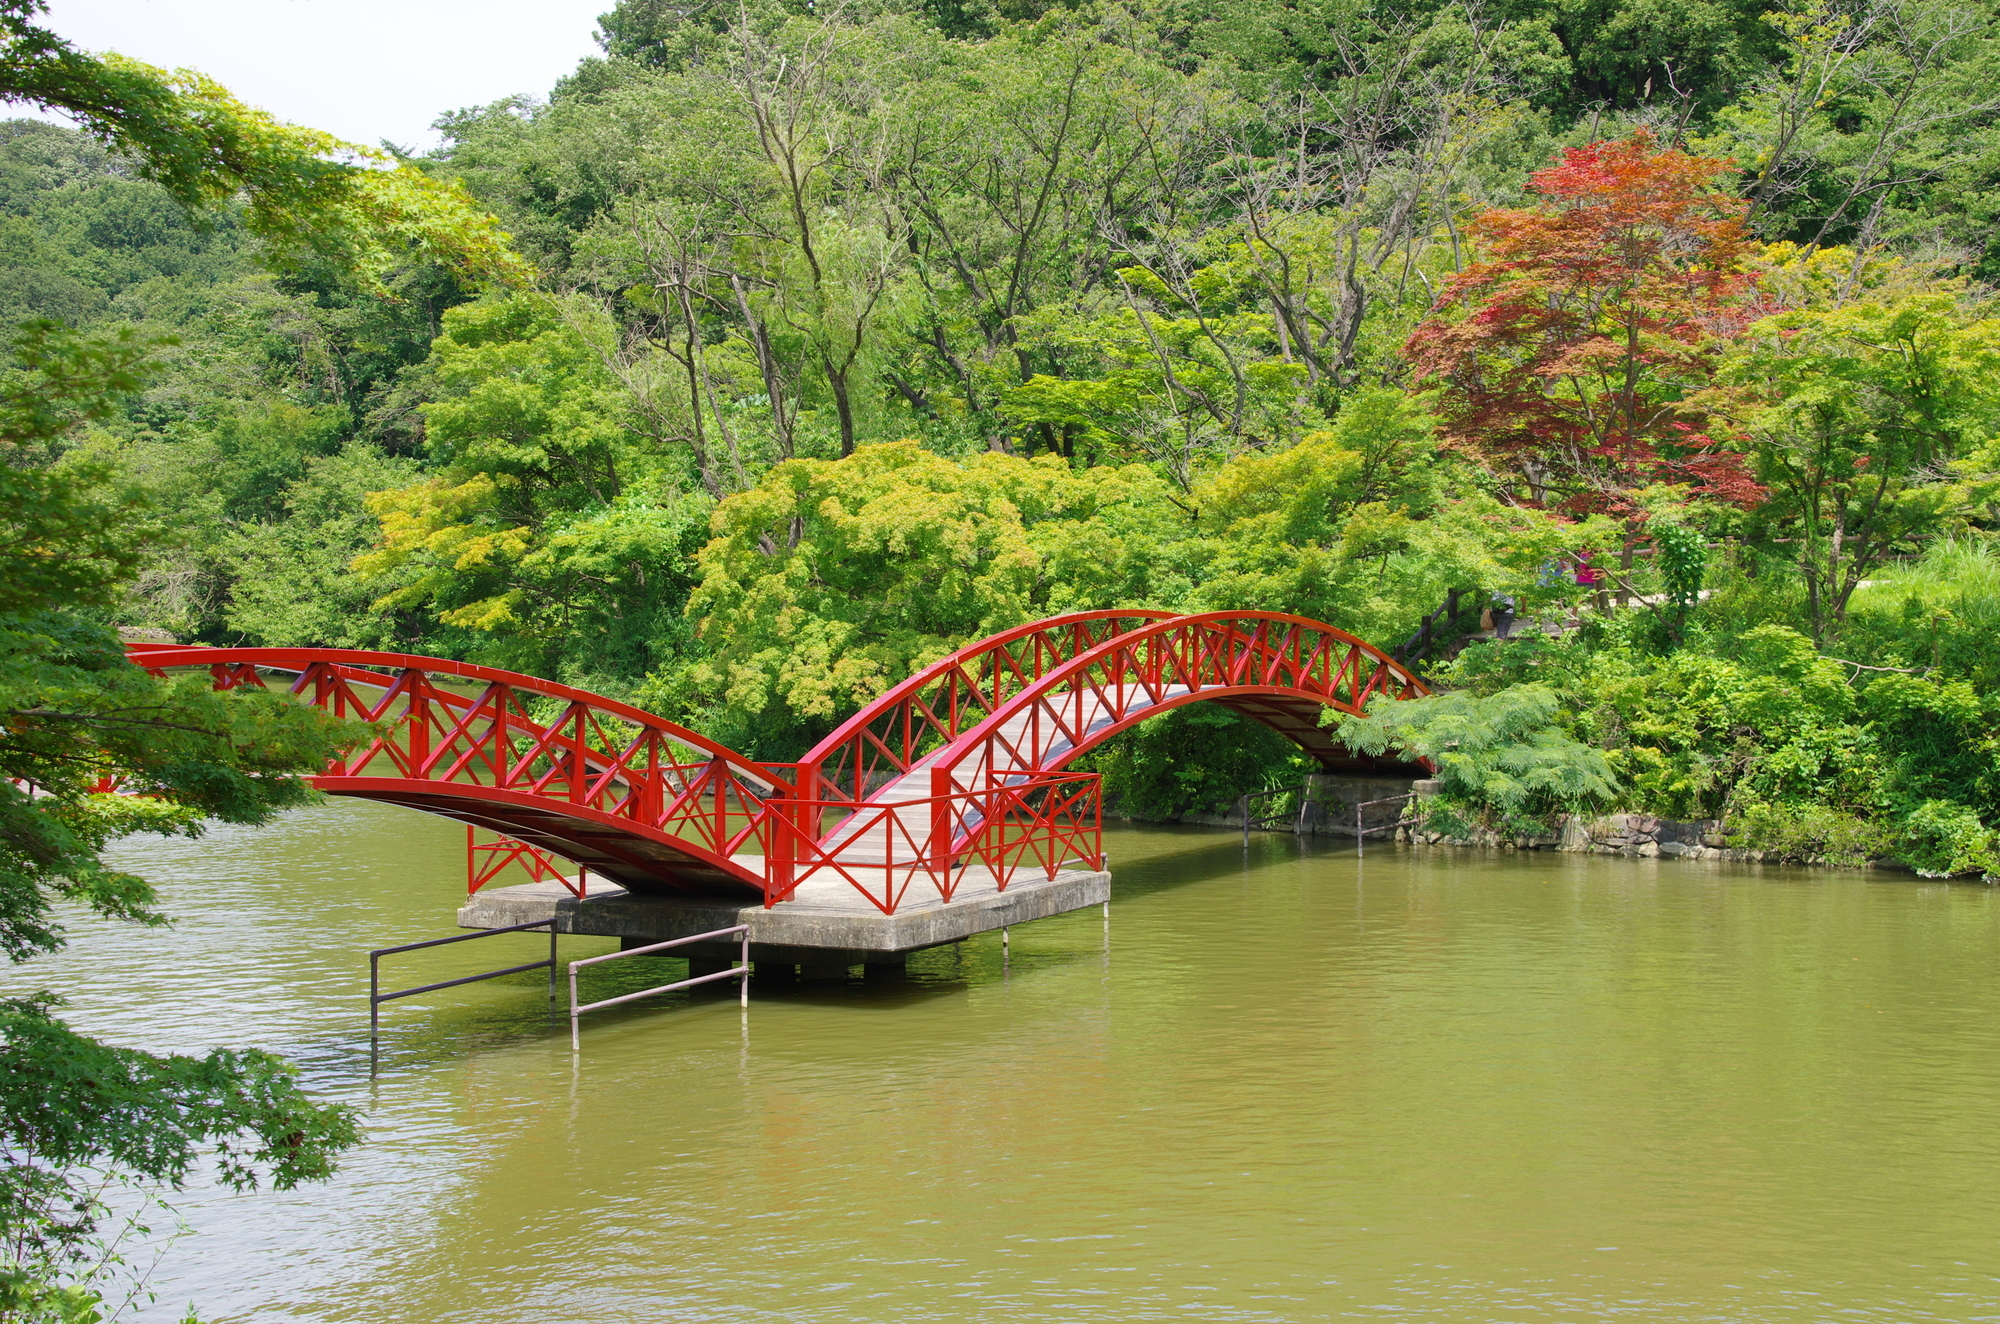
[1405, 131, 1766, 515]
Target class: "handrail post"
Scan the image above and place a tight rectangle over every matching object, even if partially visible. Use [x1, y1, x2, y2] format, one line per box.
[930, 766, 952, 880]
[768, 783, 792, 905]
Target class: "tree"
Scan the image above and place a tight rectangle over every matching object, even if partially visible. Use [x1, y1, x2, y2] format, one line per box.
[680, 439, 1183, 755]
[356, 296, 708, 684]
[1717, 293, 2000, 639]
[0, 996, 357, 1322]
[732, 16, 916, 458]
[0, 321, 359, 1314]
[1719, 0, 2000, 268]
[1196, 0, 1777, 121]
[1404, 131, 1766, 517]
[1181, 387, 1616, 643]
[884, 19, 1220, 452]
[0, 11, 467, 1306]
[0, 0, 528, 294]
[1191, 3, 1529, 403]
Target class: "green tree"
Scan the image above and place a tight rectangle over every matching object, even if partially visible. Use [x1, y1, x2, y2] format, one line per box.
[357, 295, 707, 684]
[1717, 293, 2000, 639]
[0, 0, 527, 294]
[1182, 388, 1610, 645]
[1198, 0, 1776, 121]
[0, 321, 359, 1314]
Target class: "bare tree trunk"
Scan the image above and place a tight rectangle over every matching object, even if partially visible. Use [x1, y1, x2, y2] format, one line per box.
[732, 274, 796, 459]
[824, 355, 857, 456]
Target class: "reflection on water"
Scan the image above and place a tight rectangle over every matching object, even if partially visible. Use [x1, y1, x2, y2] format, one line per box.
[10, 797, 2000, 1322]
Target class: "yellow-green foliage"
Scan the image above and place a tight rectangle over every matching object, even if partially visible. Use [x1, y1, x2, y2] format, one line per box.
[682, 398, 1608, 754]
[684, 440, 1182, 749]
[1188, 388, 1612, 641]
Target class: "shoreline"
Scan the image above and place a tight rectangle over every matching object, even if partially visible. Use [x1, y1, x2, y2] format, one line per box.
[1117, 794, 1933, 876]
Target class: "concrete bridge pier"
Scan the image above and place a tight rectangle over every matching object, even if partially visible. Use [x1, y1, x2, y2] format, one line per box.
[622, 939, 889, 983]
[464, 864, 1109, 982]
[752, 952, 906, 981]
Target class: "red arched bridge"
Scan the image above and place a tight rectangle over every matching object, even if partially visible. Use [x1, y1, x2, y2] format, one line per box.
[124, 611, 1426, 916]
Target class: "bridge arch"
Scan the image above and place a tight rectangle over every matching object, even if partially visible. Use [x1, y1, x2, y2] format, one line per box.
[794, 611, 1176, 803]
[938, 611, 1428, 782]
[824, 612, 1428, 811]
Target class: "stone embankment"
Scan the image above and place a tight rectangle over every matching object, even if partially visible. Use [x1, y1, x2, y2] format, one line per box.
[1157, 776, 1826, 866]
[1403, 808, 1771, 863]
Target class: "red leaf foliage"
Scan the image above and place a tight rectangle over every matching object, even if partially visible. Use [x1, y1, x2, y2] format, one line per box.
[1404, 131, 1767, 515]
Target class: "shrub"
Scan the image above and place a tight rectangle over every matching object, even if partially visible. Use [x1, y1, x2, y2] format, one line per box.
[1727, 801, 1894, 866]
[1895, 799, 1999, 878]
[1329, 684, 1618, 831]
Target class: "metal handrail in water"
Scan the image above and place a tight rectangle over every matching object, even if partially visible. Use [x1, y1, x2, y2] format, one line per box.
[1236, 786, 1425, 853]
[1354, 791, 1420, 857]
[369, 919, 558, 1066]
[568, 924, 750, 1051]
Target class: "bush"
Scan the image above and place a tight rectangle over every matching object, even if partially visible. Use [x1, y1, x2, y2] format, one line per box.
[1895, 799, 1999, 878]
[1727, 801, 1894, 866]
[1328, 684, 1618, 831]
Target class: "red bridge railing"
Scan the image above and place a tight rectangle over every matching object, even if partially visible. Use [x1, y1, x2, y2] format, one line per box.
[118, 644, 1105, 911]
[927, 612, 1429, 785]
[119, 611, 1418, 914]
[761, 771, 1103, 913]
[125, 646, 794, 899]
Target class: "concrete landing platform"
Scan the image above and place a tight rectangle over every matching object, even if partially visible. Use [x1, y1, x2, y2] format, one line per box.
[456, 864, 1111, 967]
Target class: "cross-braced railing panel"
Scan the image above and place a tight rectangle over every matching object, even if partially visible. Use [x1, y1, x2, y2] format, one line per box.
[468, 826, 583, 896]
[125, 647, 789, 898]
[798, 611, 1174, 804]
[761, 771, 1104, 913]
[924, 613, 1429, 788]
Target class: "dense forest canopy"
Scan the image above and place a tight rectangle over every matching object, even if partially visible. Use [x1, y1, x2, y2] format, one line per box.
[18, 0, 2000, 872]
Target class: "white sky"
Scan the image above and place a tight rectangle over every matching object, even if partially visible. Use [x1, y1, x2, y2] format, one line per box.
[24, 0, 612, 151]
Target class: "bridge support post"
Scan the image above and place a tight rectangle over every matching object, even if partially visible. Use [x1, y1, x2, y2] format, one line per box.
[930, 766, 952, 883]
[769, 781, 795, 904]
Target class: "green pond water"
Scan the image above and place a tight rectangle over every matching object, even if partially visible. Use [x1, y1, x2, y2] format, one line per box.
[15, 796, 2000, 1322]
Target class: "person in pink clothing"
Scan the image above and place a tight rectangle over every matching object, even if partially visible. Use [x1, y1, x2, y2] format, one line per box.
[1574, 556, 1609, 611]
